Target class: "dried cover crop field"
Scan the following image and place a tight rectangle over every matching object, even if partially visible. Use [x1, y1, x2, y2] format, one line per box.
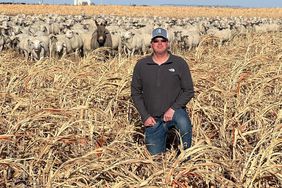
[0, 4, 282, 188]
[0, 4, 282, 18]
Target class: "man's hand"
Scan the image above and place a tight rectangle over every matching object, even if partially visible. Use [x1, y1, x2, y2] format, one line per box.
[163, 108, 175, 122]
[144, 116, 156, 127]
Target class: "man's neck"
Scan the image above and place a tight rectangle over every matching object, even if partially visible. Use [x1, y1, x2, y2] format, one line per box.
[152, 52, 170, 65]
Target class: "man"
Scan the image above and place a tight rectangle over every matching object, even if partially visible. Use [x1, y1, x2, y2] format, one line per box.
[131, 28, 194, 155]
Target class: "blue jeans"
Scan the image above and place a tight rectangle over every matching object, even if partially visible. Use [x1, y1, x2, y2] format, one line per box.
[144, 108, 192, 155]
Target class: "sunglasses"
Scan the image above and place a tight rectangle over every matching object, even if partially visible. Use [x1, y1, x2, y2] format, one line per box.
[152, 39, 168, 43]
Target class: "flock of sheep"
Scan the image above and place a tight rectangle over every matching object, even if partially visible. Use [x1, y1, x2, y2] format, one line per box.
[0, 13, 281, 61]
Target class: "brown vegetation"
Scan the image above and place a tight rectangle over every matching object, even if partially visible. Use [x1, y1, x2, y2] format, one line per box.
[0, 30, 281, 187]
[0, 4, 282, 18]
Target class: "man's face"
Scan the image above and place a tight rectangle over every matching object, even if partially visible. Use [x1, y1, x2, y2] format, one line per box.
[151, 37, 169, 54]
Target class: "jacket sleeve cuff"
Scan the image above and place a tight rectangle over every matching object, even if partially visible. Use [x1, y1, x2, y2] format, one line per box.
[171, 105, 179, 111]
[141, 114, 150, 123]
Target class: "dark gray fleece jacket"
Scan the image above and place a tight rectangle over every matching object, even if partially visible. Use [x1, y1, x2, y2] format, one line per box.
[131, 54, 194, 122]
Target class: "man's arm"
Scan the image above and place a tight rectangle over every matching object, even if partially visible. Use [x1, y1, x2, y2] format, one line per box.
[171, 60, 194, 110]
[131, 63, 150, 122]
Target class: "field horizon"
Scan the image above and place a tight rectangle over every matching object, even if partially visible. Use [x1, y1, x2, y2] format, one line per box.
[0, 4, 282, 18]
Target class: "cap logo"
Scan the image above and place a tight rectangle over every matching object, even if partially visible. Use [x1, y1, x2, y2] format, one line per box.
[157, 29, 162, 34]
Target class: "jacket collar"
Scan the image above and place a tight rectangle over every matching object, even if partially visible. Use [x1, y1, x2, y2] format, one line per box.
[147, 52, 173, 65]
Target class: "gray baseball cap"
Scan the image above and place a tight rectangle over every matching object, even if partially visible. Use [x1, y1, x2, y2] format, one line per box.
[151, 28, 168, 41]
